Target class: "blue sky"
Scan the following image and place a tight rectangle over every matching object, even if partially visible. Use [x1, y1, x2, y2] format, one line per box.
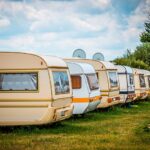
[0, 0, 149, 60]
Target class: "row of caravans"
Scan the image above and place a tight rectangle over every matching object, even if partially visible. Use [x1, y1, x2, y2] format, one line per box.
[0, 52, 150, 126]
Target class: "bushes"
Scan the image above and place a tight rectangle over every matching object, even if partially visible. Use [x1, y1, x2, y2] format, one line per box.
[114, 57, 150, 70]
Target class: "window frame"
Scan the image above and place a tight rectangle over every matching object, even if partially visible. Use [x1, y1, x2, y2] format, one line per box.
[86, 73, 99, 91]
[148, 76, 150, 88]
[0, 71, 39, 93]
[108, 71, 118, 88]
[52, 71, 70, 95]
[71, 75, 82, 89]
[139, 74, 146, 88]
[128, 73, 134, 85]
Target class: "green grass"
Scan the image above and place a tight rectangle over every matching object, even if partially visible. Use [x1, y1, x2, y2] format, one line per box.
[0, 101, 150, 150]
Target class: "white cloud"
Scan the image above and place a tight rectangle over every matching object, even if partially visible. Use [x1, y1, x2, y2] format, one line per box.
[0, 0, 148, 60]
[127, 1, 148, 28]
[92, 0, 111, 8]
[0, 30, 125, 60]
[0, 17, 10, 28]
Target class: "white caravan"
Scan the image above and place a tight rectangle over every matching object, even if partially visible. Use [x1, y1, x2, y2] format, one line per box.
[66, 62, 101, 114]
[65, 59, 120, 108]
[115, 65, 136, 103]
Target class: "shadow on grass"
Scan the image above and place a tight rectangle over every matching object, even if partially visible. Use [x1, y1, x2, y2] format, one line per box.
[0, 108, 120, 135]
[0, 122, 89, 135]
[0, 101, 149, 135]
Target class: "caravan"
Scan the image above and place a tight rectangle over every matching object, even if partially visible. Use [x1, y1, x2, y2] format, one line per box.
[66, 62, 101, 114]
[143, 70, 150, 97]
[115, 65, 136, 103]
[132, 68, 147, 100]
[65, 59, 120, 108]
[0, 52, 73, 126]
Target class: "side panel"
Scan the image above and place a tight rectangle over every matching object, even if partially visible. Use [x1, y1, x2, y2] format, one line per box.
[98, 71, 109, 92]
[134, 74, 140, 94]
[0, 69, 55, 125]
[97, 71, 120, 108]
[118, 74, 127, 92]
[134, 74, 147, 99]
[145, 76, 149, 92]
[72, 75, 89, 114]
[0, 53, 47, 69]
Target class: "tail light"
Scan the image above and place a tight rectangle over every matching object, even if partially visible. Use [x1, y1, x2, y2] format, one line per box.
[107, 98, 112, 103]
[115, 97, 120, 100]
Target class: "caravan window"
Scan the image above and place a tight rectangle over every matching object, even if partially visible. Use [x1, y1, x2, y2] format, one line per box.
[86, 74, 99, 91]
[129, 74, 134, 85]
[108, 72, 118, 87]
[139, 74, 146, 87]
[148, 76, 150, 88]
[0, 73, 38, 91]
[71, 75, 81, 89]
[52, 71, 70, 95]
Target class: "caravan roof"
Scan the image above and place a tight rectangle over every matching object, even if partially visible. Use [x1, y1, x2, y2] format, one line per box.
[67, 62, 95, 74]
[139, 69, 150, 76]
[144, 70, 150, 76]
[42, 55, 67, 68]
[65, 58, 116, 71]
[0, 52, 67, 69]
[100, 61, 116, 70]
[116, 65, 133, 74]
[132, 68, 144, 75]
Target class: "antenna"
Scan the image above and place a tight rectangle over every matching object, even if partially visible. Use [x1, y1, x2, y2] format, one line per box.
[72, 49, 86, 58]
[93, 52, 105, 61]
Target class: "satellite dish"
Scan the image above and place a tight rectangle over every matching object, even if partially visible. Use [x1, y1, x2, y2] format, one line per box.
[93, 52, 105, 61]
[72, 49, 86, 58]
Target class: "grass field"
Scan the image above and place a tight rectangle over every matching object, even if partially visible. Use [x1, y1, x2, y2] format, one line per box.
[0, 101, 150, 150]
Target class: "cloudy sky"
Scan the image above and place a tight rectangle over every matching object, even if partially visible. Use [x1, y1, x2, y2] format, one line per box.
[0, 0, 149, 60]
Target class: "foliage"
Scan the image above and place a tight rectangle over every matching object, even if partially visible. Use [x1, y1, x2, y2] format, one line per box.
[140, 32, 150, 43]
[114, 57, 150, 70]
[140, 16, 150, 43]
[134, 43, 150, 66]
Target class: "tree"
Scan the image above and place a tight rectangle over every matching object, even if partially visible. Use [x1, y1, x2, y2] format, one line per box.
[134, 43, 150, 66]
[140, 15, 150, 43]
[136, 14, 150, 66]
[123, 49, 132, 58]
[113, 57, 150, 70]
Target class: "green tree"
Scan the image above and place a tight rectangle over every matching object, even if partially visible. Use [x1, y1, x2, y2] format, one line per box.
[114, 57, 149, 70]
[134, 43, 150, 66]
[123, 49, 133, 58]
[135, 15, 150, 66]
[140, 15, 150, 42]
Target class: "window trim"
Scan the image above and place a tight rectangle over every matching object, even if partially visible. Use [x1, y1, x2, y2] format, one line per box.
[0, 71, 39, 93]
[139, 74, 146, 88]
[128, 73, 134, 85]
[71, 75, 82, 89]
[108, 71, 118, 88]
[52, 71, 70, 95]
[148, 76, 150, 88]
[86, 73, 99, 91]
